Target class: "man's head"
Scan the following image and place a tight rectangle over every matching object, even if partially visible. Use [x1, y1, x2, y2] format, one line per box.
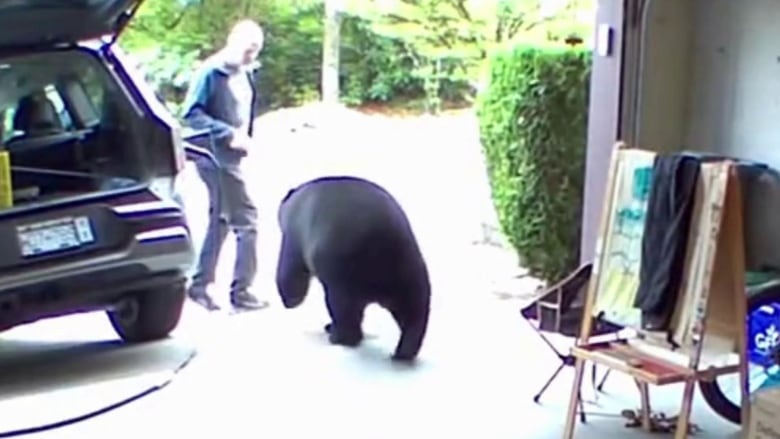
[223, 19, 264, 67]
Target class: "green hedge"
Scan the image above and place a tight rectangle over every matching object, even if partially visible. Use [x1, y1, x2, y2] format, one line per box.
[477, 44, 591, 283]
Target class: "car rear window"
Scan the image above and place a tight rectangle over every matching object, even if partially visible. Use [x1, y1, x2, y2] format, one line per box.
[0, 50, 109, 143]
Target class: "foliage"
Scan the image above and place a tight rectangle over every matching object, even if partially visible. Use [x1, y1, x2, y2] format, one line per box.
[256, 1, 325, 109]
[346, 0, 594, 110]
[477, 42, 591, 282]
[339, 16, 420, 105]
[119, 0, 594, 112]
[345, 0, 482, 112]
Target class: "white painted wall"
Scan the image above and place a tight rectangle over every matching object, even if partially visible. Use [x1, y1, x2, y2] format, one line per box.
[634, 0, 694, 152]
[634, 0, 780, 270]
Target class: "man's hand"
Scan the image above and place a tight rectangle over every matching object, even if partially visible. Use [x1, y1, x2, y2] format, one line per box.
[230, 130, 252, 151]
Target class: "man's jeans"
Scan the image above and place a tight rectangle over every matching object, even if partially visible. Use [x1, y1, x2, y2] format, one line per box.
[190, 158, 258, 297]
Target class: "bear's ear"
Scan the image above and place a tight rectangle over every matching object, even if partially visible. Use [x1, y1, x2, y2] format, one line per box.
[277, 187, 298, 227]
[280, 187, 297, 204]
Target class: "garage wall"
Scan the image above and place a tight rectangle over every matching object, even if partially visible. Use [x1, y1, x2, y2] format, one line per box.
[579, 0, 625, 262]
[634, 0, 694, 152]
[686, 0, 780, 163]
[634, 0, 780, 270]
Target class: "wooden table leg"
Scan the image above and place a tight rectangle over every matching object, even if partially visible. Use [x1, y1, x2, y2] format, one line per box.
[674, 379, 696, 439]
[563, 358, 587, 439]
[637, 380, 651, 430]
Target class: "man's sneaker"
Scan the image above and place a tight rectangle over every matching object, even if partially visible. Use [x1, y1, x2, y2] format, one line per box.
[188, 288, 221, 312]
[230, 291, 269, 312]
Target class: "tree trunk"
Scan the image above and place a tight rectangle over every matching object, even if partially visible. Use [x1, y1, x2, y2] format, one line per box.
[321, 0, 342, 104]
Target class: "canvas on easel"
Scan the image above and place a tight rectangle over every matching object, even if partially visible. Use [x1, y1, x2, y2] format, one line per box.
[561, 143, 749, 439]
[591, 147, 655, 328]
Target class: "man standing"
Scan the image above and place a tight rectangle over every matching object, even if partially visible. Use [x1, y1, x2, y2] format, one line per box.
[182, 19, 268, 312]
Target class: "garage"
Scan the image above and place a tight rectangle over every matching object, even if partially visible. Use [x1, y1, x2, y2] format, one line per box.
[579, 0, 780, 435]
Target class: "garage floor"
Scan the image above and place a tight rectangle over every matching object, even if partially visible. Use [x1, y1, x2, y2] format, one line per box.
[0, 292, 743, 439]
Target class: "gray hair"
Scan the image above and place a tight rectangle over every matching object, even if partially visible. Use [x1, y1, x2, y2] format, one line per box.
[227, 19, 264, 47]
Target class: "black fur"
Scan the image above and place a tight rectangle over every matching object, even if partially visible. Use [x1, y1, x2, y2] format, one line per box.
[275, 176, 431, 362]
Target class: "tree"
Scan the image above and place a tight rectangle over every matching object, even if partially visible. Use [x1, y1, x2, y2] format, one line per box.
[341, 0, 594, 111]
[118, 0, 595, 111]
[343, 0, 483, 112]
[321, 0, 344, 104]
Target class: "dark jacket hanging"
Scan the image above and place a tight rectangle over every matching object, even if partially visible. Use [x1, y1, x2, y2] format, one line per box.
[634, 154, 701, 331]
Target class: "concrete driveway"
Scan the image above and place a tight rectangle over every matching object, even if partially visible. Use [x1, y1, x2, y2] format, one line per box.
[0, 109, 743, 438]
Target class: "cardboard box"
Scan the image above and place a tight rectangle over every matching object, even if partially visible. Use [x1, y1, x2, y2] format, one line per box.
[748, 386, 780, 439]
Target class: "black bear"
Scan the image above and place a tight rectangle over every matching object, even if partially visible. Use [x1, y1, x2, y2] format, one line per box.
[275, 176, 431, 362]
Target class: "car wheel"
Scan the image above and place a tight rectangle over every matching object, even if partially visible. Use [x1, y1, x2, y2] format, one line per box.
[699, 378, 741, 425]
[108, 284, 187, 343]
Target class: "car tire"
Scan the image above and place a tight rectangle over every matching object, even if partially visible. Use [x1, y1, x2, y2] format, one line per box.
[697, 282, 780, 425]
[108, 284, 187, 343]
[699, 379, 741, 425]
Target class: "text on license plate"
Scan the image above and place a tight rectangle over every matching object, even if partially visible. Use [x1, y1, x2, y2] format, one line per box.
[17, 216, 95, 257]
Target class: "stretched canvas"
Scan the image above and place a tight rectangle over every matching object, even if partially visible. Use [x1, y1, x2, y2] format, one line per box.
[593, 149, 656, 328]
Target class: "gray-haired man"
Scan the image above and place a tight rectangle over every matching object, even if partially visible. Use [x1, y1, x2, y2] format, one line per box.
[181, 19, 268, 312]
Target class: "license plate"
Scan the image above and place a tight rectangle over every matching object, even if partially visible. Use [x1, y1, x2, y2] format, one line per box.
[17, 216, 95, 257]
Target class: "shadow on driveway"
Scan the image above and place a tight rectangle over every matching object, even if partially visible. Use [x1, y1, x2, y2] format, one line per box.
[0, 317, 195, 436]
[0, 337, 193, 400]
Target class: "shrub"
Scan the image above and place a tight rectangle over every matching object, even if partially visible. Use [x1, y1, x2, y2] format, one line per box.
[477, 43, 591, 283]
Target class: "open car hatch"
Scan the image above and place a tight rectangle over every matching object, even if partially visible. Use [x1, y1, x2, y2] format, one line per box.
[0, 0, 143, 49]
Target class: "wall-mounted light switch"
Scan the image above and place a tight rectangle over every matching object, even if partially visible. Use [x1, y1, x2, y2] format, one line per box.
[597, 24, 614, 57]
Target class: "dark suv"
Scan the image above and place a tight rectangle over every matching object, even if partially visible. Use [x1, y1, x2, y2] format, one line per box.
[0, 0, 195, 342]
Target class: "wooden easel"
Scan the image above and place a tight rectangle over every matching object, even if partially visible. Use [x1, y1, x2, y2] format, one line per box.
[562, 143, 749, 439]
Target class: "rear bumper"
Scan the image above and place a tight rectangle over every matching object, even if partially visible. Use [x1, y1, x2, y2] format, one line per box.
[0, 229, 193, 329]
[0, 196, 196, 328]
[0, 225, 193, 292]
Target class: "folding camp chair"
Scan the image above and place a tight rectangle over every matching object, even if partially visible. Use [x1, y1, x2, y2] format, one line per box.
[520, 262, 623, 414]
